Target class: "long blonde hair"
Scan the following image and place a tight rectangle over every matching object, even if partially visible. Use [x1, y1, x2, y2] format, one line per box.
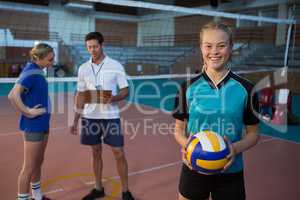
[30, 43, 53, 61]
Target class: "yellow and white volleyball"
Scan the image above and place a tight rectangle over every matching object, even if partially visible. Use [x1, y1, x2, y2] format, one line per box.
[185, 130, 230, 174]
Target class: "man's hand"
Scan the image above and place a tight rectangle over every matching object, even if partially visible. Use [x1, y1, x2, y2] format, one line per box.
[100, 93, 113, 104]
[70, 123, 78, 135]
[88, 90, 113, 104]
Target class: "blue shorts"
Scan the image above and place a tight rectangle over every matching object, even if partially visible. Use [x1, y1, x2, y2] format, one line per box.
[80, 118, 124, 147]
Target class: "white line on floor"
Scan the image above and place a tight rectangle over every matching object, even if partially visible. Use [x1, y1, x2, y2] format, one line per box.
[85, 160, 181, 185]
[42, 160, 181, 195]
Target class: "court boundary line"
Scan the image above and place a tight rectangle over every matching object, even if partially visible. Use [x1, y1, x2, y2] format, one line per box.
[0, 114, 172, 137]
[85, 160, 182, 185]
[4, 134, 298, 197]
[42, 160, 182, 196]
[41, 136, 282, 196]
[41, 137, 279, 197]
[43, 188, 64, 196]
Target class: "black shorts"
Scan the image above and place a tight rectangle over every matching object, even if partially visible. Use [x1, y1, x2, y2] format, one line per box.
[179, 164, 245, 200]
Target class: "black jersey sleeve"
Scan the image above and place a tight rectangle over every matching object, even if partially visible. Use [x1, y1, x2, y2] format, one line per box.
[230, 72, 260, 125]
[172, 81, 189, 121]
[244, 85, 260, 125]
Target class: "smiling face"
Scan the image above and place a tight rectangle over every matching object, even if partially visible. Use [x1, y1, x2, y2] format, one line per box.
[200, 28, 232, 71]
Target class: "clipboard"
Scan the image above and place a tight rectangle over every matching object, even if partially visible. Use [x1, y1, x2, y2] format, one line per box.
[84, 90, 112, 104]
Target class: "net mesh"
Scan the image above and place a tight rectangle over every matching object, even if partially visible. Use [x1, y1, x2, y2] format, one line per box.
[0, 0, 298, 79]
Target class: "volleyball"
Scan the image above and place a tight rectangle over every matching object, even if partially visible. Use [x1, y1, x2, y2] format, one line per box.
[185, 130, 230, 174]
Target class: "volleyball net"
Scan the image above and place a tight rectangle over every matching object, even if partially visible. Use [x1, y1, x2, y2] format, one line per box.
[0, 0, 298, 78]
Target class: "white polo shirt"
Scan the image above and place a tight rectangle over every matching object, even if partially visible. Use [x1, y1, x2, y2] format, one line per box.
[77, 56, 129, 119]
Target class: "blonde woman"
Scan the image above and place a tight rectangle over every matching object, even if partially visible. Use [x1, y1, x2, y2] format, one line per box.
[8, 43, 54, 200]
[173, 21, 260, 200]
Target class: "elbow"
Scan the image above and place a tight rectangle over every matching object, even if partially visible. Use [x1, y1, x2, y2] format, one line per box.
[254, 134, 260, 145]
[120, 89, 129, 100]
[124, 92, 129, 99]
[7, 92, 14, 102]
[174, 131, 178, 140]
[174, 130, 186, 147]
[124, 88, 129, 98]
[251, 133, 260, 147]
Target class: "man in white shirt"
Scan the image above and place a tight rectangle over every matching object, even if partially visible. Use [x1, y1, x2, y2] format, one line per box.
[70, 32, 134, 200]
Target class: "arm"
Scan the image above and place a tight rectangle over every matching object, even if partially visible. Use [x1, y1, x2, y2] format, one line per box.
[8, 84, 45, 118]
[110, 87, 129, 103]
[108, 65, 129, 104]
[223, 83, 260, 170]
[174, 119, 193, 169]
[70, 91, 86, 135]
[224, 124, 259, 170]
[232, 124, 259, 154]
[8, 84, 26, 112]
[174, 119, 188, 148]
[234, 84, 260, 152]
[94, 87, 129, 104]
[172, 81, 190, 166]
[70, 66, 87, 135]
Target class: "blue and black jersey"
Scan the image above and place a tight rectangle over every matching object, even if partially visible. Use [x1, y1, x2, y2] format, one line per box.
[172, 70, 259, 173]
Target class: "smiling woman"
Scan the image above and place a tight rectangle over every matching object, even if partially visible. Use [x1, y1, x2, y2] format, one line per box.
[172, 21, 260, 200]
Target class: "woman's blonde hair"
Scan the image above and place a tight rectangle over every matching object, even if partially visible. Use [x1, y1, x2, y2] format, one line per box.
[30, 43, 54, 61]
[199, 21, 233, 46]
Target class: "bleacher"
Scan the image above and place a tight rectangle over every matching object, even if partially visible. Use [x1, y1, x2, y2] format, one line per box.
[69, 44, 193, 70]
[232, 44, 300, 70]
[69, 41, 300, 75]
[230, 5, 300, 71]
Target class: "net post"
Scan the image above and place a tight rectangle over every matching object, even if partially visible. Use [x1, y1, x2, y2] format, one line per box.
[284, 21, 294, 68]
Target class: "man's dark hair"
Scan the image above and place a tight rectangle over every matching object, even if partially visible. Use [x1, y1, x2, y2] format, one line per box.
[85, 32, 104, 44]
